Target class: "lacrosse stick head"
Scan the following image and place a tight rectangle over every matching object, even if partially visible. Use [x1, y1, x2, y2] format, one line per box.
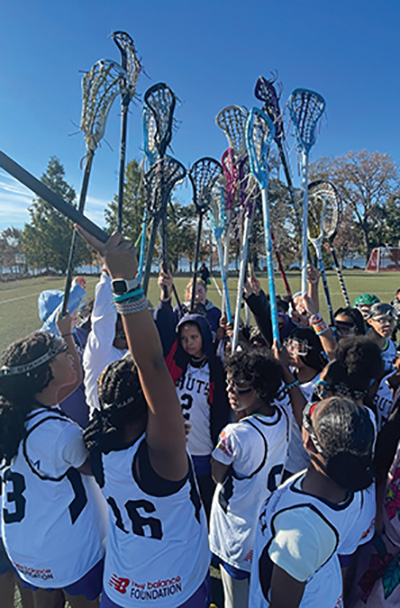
[144, 156, 186, 217]
[221, 148, 239, 211]
[142, 106, 159, 167]
[308, 180, 341, 241]
[81, 59, 127, 152]
[254, 76, 284, 142]
[245, 107, 275, 189]
[189, 158, 223, 216]
[288, 88, 326, 154]
[216, 106, 248, 157]
[208, 185, 226, 239]
[111, 31, 142, 99]
[144, 83, 176, 157]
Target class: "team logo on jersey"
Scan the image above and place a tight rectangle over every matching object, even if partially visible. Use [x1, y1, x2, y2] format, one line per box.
[216, 430, 233, 458]
[15, 563, 54, 581]
[243, 549, 253, 563]
[109, 574, 130, 594]
[108, 573, 183, 600]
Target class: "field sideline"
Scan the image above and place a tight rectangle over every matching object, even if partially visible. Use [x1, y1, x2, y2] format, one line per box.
[1, 269, 399, 351]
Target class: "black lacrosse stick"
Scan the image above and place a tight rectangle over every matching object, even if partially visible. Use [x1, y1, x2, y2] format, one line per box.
[142, 156, 186, 295]
[144, 83, 176, 157]
[112, 31, 142, 232]
[188, 158, 222, 311]
[254, 75, 301, 233]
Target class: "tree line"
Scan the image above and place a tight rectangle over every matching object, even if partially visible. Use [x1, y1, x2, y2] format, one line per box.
[1, 150, 399, 277]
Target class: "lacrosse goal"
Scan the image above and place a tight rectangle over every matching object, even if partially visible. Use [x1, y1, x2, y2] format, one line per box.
[366, 247, 400, 272]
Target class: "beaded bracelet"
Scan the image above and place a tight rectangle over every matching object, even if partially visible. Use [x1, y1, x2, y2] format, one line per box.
[113, 286, 144, 303]
[309, 313, 329, 336]
[115, 294, 149, 315]
[61, 333, 74, 338]
[286, 380, 300, 390]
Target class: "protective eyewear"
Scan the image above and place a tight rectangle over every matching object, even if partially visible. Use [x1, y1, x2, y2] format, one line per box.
[333, 321, 357, 336]
[226, 378, 253, 395]
[284, 338, 312, 356]
[302, 401, 325, 455]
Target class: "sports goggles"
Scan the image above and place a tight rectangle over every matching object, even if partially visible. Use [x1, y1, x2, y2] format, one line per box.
[284, 338, 312, 356]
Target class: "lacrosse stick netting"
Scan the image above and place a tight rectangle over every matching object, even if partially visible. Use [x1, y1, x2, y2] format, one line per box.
[142, 156, 186, 294]
[307, 180, 338, 336]
[255, 76, 301, 233]
[188, 158, 222, 311]
[221, 147, 239, 313]
[288, 88, 326, 294]
[144, 83, 176, 157]
[308, 180, 350, 306]
[209, 186, 233, 324]
[137, 106, 158, 283]
[246, 107, 279, 344]
[112, 31, 142, 232]
[62, 59, 126, 316]
[216, 105, 248, 158]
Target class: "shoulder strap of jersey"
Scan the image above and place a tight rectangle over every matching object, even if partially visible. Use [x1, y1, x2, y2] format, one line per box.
[23, 414, 77, 482]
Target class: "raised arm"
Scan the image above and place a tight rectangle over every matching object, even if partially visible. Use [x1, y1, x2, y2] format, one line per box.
[55, 312, 83, 402]
[76, 227, 187, 482]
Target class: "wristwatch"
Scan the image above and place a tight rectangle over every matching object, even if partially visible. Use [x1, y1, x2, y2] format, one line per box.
[111, 278, 139, 295]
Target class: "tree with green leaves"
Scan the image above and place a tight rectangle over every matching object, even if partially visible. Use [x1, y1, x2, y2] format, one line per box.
[21, 157, 92, 273]
[310, 151, 400, 257]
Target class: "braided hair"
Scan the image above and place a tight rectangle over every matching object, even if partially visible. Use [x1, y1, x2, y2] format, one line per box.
[225, 348, 283, 405]
[312, 396, 374, 492]
[0, 332, 55, 463]
[84, 356, 148, 456]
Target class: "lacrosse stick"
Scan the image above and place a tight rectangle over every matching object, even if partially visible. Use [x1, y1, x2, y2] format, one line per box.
[220, 148, 239, 312]
[62, 59, 126, 316]
[246, 107, 278, 344]
[307, 180, 339, 337]
[309, 180, 350, 307]
[144, 83, 177, 298]
[288, 88, 326, 294]
[231, 172, 259, 349]
[188, 158, 222, 311]
[254, 76, 301, 233]
[142, 156, 186, 295]
[314, 181, 349, 306]
[208, 185, 233, 324]
[137, 106, 158, 283]
[111, 31, 142, 232]
[217, 106, 248, 313]
[0, 151, 109, 242]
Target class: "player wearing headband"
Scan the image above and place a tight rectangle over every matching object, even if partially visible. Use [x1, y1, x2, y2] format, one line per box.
[0, 320, 107, 606]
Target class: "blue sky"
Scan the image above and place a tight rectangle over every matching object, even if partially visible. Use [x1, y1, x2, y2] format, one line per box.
[1, 0, 399, 232]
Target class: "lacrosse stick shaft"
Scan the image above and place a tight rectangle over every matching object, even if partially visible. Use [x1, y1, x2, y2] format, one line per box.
[330, 242, 350, 306]
[300, 151, 309, 294]
[261, 188, 280, 345]
[317, 254, 337, 339]
[62, 151, 94, 316]
[277, 143, 302, 233]
[216, 239, 232, 324]
[190, 215, 204, 311]
[270, 229, 295, 309]
[142, 217, 160, 295]
[0, 151, 108, 242]
[222, 210, 232, 313]
[117, 105, 129, 232]
[232, 215, 252, 350]
[137, 209, 148, 284]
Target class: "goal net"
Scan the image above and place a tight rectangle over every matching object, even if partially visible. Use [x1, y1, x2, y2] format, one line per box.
[366, 247, 400, 272]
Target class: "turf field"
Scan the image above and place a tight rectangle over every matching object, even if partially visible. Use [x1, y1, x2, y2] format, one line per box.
[1, 269, 399, 351]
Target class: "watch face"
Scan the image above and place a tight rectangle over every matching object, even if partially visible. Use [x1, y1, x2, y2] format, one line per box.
[112, 280, 127, 295]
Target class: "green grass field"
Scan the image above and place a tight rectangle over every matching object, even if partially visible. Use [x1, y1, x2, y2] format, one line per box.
[1, 269, 399, 351]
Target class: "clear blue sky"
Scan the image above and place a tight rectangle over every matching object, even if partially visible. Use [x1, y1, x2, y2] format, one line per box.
[1, 0, 399, 232]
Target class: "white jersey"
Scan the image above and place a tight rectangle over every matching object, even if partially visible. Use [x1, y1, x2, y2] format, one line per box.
[210, 407, 290, 572]
[99, 434, 209, 607]
[249, 472, 375, 608]
[175, 363, 213, 456]
[1, 407, 107, 588]
[373, 372, 396, 431]
[83, 272, 128, 412]
[381, 338, 397, 372]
